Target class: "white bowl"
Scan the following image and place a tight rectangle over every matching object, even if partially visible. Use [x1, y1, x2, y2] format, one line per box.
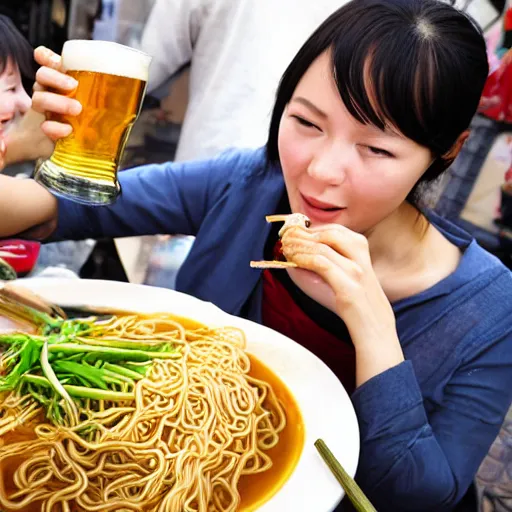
[18, 278, 360, 512]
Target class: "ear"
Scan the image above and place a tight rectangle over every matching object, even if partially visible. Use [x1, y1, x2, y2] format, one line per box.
[443, 130, 470, 162]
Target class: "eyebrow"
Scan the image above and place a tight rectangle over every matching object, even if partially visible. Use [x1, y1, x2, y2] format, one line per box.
[292, 95, 404, 139]
[291, 97, 327, 119]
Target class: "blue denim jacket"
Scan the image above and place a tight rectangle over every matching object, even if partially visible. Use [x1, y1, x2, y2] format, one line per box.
[54, 147, 512, 511]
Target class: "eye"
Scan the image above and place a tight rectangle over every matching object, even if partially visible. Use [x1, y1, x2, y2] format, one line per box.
[365, 146, 394, 158]
[291, 115, 319, 130]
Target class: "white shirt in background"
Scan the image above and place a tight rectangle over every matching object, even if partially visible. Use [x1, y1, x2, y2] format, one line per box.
[140, 0, 348, 161]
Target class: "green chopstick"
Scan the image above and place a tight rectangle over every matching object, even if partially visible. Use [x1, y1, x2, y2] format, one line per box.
[315, 439, 377, 512]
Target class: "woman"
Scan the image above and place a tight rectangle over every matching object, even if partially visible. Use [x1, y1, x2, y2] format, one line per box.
[0, 14, 54, 169]
[1, 1, 511, 510]
[0, 15, 59, 278]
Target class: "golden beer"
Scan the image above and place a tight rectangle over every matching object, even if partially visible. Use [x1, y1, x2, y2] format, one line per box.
[36, 40, 151, 205]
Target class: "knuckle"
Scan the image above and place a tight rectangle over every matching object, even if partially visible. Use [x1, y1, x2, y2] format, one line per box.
[31, 91, 43, 108]
[336, 292, 357, 308]
[280, 230, 293, 244]
[313, 254, 331, 272]
[318, 244, 332, 258]
[281, 245, 293, 259]
[284, 226, 307, 240]
[354, 233, 369, 248]
[351, 264, 364, 282]
[282, 242, 301, 259]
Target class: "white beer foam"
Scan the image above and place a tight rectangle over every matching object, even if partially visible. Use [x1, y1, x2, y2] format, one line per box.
[62, 40, 151, 82]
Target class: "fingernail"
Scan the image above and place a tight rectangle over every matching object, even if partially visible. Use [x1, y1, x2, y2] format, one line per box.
[62, 125, 73, 137]
[65, 77, 78, 89]
[50, 54, 61, 66]
[69, 101, 82, 116]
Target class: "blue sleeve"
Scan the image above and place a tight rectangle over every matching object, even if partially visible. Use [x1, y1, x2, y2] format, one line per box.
[52, 150, 242, 240]
[352, 326, 512, 511]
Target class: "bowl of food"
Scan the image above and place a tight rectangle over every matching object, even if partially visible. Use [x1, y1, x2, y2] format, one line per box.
[0, 278, 359, 512]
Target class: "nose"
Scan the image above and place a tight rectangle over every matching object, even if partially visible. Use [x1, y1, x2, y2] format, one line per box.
[16, 88, 32, 115]
[306, 141, 351, 185]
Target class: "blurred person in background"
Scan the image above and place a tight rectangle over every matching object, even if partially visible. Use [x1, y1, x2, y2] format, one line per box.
[140, 0, 349, 162]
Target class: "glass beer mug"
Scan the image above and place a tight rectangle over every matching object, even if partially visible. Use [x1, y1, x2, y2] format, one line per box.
[35, 40, 152, 205]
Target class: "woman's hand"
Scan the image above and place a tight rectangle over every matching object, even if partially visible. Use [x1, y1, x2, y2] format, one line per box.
[31, 46, 82, 141]
[281, 224, 404, 386]
[3, 109, 54, 165]
[0, 47, 82, 167]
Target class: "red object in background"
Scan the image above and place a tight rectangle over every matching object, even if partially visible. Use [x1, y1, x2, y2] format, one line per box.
[479, 49, 512, 123]
[505, 6, 512, 32]
[0, 240, 40, 276]
[505, 165, 512, 183]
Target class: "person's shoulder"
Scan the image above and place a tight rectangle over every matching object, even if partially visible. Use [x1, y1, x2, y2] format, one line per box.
[424, 211, 512, 323]
[210, 146, 273, 182]
[454, 245, 512, 355]
[125, 147, 272, 191]
[456, 239, 511, 310]
[428, 211, 509, 279]
[213, 146, 267, 167]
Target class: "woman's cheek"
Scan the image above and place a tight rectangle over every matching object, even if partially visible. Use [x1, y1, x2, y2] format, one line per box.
[0, 95, 15, 120]
[279, 123, 311, 178]
[352, 171, 412, 210]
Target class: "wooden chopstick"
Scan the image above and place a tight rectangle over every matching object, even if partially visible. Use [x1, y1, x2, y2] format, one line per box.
[249, 260, 298, 269]
[315, 439, 377, 512]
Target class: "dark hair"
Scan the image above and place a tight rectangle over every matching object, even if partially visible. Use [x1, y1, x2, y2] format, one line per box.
[266, 0, 489, 206]
[0, 15, 36, 90]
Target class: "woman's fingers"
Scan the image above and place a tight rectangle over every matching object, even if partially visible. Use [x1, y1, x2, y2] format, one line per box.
[32, 46, 81, 139]
[34, 46, 63, 70]
[35, 66, 78, 92]
[283, 237, 366, 312]
[311, 224, 370, 262]
[285, 242, 363, 311]
[32, 90, 82, 117]
[283, 236, 363, 283]
[282, 224, 370, 265]
[40, 121, 73, 141]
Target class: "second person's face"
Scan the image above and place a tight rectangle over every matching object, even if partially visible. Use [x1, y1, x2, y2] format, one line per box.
[0, 58, 31, 133]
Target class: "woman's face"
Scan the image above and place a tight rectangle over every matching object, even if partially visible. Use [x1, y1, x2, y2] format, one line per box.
[0, 58, 31, 133]
[278, 52, 433, 234]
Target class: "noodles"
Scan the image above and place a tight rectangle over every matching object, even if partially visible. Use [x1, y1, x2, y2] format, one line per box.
[0, 315, 287, 512]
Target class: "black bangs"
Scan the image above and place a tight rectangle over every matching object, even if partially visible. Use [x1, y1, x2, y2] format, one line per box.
[330, 0, 487, 158]
[266, 0, 489, 201]
[0, 15, 36, 85]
